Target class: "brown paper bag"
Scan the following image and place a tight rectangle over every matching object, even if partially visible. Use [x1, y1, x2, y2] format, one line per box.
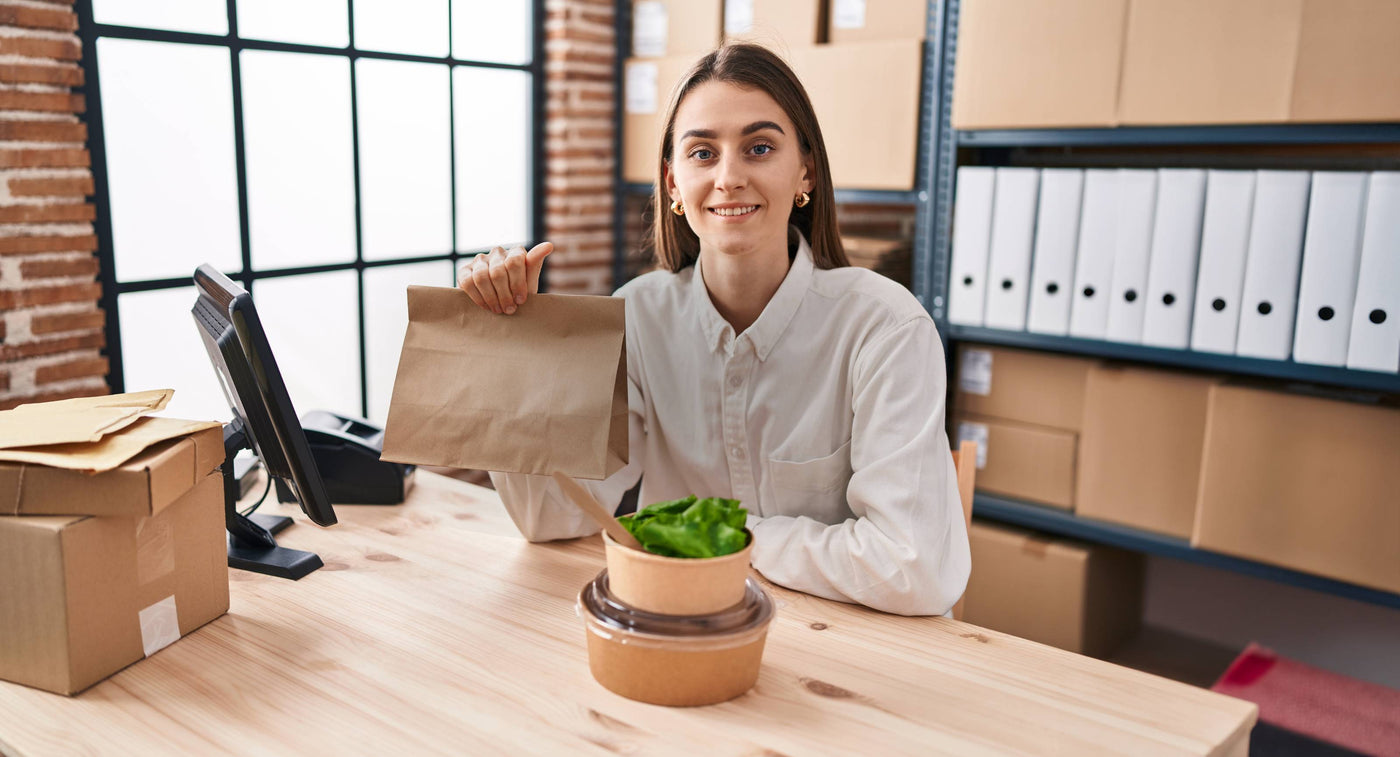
[380, 286, 628, 480]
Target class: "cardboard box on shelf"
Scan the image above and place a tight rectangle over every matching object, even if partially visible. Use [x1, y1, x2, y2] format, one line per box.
[1193, 384, 1400, 595]
[789, 39, 923, 190]
[1118, 0, 1302, 125]
[0, 472, 230, 695]
[0, 425, 225, 517]
[963, 521, 1143, 657]
[827, 0, 927, 44]
[840, 235, 911, 287]
[954, 414, 1077, 510]
[1290, 0, 1400, 123]
[631, 0, 723, 58]
[951, 0, 1127, 129]
[723, 0, 824, 52]
[622, 53, 702, 184]
[952, 344, 1099, 432]
[1076, 366, 1222, 539]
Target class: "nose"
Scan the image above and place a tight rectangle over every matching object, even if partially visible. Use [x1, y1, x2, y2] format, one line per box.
[714, 152, 747, 193]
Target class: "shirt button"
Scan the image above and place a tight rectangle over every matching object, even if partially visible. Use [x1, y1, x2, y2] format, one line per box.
[728, 375, 742, 388]
[732, 447, 745, 459]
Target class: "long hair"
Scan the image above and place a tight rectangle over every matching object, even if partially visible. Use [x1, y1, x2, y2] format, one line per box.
[652, 44, 847, 272]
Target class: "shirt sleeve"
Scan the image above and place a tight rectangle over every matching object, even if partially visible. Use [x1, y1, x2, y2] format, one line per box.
[748, 317, 972, 616]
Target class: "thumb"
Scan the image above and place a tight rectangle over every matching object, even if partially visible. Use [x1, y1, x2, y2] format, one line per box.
[526, 241, 553, 293]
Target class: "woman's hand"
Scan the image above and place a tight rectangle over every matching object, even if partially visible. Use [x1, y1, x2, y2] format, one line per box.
[457, 241, 554, 314]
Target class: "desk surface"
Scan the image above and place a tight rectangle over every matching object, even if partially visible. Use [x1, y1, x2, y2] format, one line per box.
[0, 473, 1255, 756]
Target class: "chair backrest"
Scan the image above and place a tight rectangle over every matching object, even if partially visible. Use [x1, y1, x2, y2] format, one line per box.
[949, 440, 977, 620]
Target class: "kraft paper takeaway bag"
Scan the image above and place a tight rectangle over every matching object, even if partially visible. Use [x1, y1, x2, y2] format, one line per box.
[380, 286, 628, 480]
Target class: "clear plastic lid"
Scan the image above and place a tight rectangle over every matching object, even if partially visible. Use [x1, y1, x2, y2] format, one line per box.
[577, 569, 774, 640]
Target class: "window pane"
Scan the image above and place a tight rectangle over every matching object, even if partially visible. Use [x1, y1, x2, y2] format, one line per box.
[93, 0, 227, 35]
[363, 261, 453, 423]
[99, 39, 241, 282]
[251, 272, 362, 419]
[353, 0, 448, 57]
[238, 0, 349, 47]
[242, 51, 356, 270]
[452, 0, 531, 64]
[357, 59, 452, 260]
[454, 67, 531, 252]
[120, 287, 233, 423]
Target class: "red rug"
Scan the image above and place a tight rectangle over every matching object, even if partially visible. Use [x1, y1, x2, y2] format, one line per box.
[1212, 643, 1400, 756]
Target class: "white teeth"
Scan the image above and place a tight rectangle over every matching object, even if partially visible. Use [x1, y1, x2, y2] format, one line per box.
[711, 205, 758, 217]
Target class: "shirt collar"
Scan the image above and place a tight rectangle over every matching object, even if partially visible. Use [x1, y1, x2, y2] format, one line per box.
[691, 229, 815, 361]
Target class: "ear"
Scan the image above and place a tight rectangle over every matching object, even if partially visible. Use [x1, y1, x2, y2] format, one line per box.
[662, 161, 680, 202]
[799, 153, 816, 195]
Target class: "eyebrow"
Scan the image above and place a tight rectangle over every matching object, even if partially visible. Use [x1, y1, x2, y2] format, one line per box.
[678, 121, 786, 142]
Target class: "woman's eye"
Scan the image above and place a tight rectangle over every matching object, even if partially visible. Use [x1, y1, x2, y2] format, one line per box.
[751, 144, 773, 156]
[691, 149, 713, 161]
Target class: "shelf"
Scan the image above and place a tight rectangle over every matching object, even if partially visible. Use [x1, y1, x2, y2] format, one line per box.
[621, 182, 922, 206]
[956, 123, 1400, 147]
[972, 493, 1400, 611]
[944, 325, 1400, 394]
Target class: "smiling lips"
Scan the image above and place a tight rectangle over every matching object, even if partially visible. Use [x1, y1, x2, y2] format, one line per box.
[709, 204, 760, 218]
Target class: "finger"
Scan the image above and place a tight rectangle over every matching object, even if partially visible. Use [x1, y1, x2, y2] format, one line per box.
[472, 260, 502, 313]
[461, 277, 489, 311]
[488, 252, 514, 313]
[505, 246, 529, 307]
[525, 241, 554, 294]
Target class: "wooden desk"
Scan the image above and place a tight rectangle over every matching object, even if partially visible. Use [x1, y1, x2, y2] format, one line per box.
[0, 473, 1255, 755]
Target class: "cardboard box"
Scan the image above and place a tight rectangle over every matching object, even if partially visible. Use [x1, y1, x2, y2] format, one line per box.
[955, 414, 1077, 510]
[1076, 366, 1221, 539]
[789, 39, 923, 190]
[724, 0, 824, 51]
[953, 344, 1098, 432]
[1193, 385, 1400, 594]
[0, 425, 225, 517]
[631, 0, 722, 58]
[827, 0, 927, 43]
[0, 472, 230, 695]
[622, 54, 702, 184]
[1290, 0, 1400, 122]
[963, 521, 1143, 657]
[951, 0, 1127, 129]
[1118, 0, 1302, 125]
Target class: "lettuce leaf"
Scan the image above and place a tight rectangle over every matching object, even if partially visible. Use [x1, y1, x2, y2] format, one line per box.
[617, 496, 750, 558]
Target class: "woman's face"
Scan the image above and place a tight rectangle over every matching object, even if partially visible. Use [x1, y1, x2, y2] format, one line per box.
[665, 81, 814, 261]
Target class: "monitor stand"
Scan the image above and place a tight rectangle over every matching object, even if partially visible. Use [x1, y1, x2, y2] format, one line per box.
[222, 419, 324, 580]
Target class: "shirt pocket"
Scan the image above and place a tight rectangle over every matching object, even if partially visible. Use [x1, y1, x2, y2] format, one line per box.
[766, 440, 852, 520]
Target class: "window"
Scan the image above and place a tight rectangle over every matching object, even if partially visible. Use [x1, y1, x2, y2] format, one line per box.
[79, 0, 541, 424]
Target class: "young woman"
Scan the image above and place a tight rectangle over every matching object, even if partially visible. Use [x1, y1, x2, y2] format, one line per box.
[458, 44, 969, 616]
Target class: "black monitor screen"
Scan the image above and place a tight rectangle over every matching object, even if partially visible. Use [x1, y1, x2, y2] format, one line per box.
[192, 264, 336, 528]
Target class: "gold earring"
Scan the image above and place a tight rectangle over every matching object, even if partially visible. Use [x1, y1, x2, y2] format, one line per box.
[794, 192, 810, 208]
[670, 199, 685, 216]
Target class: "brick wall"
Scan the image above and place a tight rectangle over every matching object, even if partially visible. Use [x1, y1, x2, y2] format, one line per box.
[0, 0, 104, 411]
[542, 0, 617, 295]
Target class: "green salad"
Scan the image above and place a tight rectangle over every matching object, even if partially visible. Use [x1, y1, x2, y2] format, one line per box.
[617, 496, 750, 558]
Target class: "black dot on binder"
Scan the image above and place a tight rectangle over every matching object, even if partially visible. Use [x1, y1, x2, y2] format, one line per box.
[1001, 279, 1013, 290]
[1124, 289, 1138, 303]
[1212, 298, 1227, 312]
[1083, 286, 1096, 298]
[1046, 282, 1059, 295]
[963, 276, 974, 287]
[1258, 302, 1273, 315]
[1163, 293, 1176, 306]
[1372, 309, 1388, 325]
[1318, 306, 1335, 321]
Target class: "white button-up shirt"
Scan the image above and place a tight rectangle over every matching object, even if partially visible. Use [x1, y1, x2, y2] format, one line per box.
[490, 233, 970, 616]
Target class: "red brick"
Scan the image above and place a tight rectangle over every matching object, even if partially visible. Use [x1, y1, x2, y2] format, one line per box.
[7, 175, 92, 197]
[0, 203, 94, 224]
[0, 148, 89, 169]
[0, 120, 87, 143]
[0, 385, 108, 411]
[29, 308, 104, 335]
[0, 234, 97, 255]
[0, 369, 8, 393]
[0, 62, 82, 86]
[34, 355, 107, 385]
[0, 330, 103, 360]
[18, 253, 98, 279]
[0, 90, 85, 114]
[0, 36, 81, 62]
[0, 281, 100, 308]
[0, 4, 78, 31]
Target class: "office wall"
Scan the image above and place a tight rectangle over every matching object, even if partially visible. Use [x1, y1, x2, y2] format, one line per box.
[0, 0, 106, 411]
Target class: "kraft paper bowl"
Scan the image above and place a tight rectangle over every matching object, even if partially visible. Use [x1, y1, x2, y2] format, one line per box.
[602, 529, 754, 615]
[577, 569, 775, 707]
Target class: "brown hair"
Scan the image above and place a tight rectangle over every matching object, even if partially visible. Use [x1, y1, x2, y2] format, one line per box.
[652, 43, 847, 272]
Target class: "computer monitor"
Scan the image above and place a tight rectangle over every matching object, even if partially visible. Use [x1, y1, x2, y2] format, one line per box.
[192, 263, 337, 580]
